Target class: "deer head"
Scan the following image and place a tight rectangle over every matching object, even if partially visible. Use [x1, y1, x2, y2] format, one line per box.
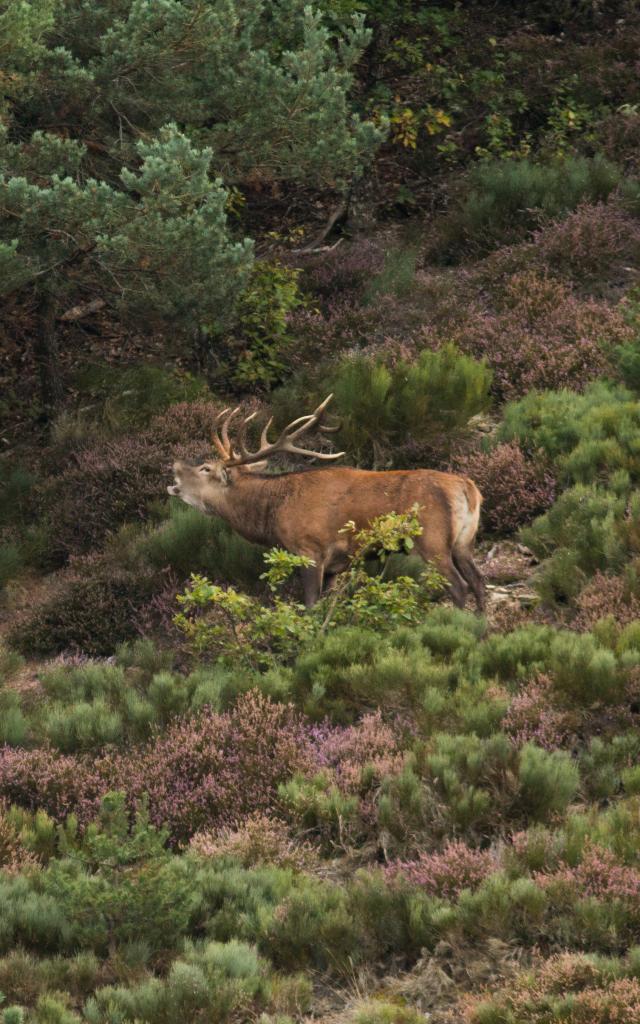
[167, 395, 344, 511]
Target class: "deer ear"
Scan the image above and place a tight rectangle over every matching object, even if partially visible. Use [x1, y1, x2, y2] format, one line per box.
[243, 461, 269, 473]
[217, 465, 230, 486]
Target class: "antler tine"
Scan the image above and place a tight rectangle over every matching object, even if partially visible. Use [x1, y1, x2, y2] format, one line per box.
[224, 395, 344, 466]
[221, 407, 241, 454]
[260, 417, 274, 449]
[212, 407, 231, 459]
[236, 411, 258, 459]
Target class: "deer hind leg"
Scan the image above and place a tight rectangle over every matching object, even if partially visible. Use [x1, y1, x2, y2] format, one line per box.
[452, 549, 486, 612]
[300, 562, 324, 608]
[414, 538, 469, 610]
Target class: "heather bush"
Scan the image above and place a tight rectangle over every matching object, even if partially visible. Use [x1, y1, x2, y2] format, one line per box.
[37, 436, 174, 558]
[7, 557, 164, 657]
[573, 567, 640, 631]
[454, 442, 556, 535]
[531, 201, 640, 291]
[441, 156, 621, 257]
[119, 692, 316, 843]
[466, 950, 640, 1023]
[303, 237, 385, 298]
[456, 272, 625, 401]
[502, 674, 573, 751]
[386, 841, 495, 899]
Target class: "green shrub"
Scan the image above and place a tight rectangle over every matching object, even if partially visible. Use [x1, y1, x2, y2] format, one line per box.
[443, 155, 621, 256]
[325, 344, 491, 465]
[176, 511, 445, 671]
[73, 364, 210, 432]
[83, 940, 289, 1024]
[362, 243, 419, 304]
[580, 734, 640, 800]
[215, 261, 303, 390]
[518, 744, 579, 821]
[499, 382, 640, 486]
[350, 1000, 424, 1024]
[137, 502, 266, 588]
[522, 480, 639, 605]
[476, 625, 558, 683]
[0, 464, 35, 528]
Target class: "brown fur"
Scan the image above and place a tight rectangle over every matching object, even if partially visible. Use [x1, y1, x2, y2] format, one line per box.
[168, 461, 485, 611]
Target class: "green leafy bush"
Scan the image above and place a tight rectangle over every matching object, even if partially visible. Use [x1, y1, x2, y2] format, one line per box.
[176, 510, 445, 668]
[209, 262, 303, 390]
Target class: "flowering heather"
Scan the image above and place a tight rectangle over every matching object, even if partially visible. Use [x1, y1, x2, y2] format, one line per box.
[0, 693, 317, 842]
[531, 200, 640, 291]
[456, 271, 628, 401]
[573, 570, 640, 631]
[386, 841, 495, 899]
[455, 442, 556, 534]
[0, 803, 39, 874]
[120, 691, 317, 842]
[465, 955, 640, 1023]
[314, 711, 406, 792]
[503, 674, 573, 751]
[0, 745, 107, 823]
[303, 237, 385, 297]
[536, 844, 640, 911]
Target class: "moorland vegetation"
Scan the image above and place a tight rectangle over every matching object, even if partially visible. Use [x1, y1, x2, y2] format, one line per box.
[4, 2, 640, 1021]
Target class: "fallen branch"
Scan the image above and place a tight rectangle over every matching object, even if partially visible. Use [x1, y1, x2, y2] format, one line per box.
[290, 237, 344, 256]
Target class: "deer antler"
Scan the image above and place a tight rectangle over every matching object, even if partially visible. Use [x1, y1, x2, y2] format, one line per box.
[212, 406, 241, 460]
[218, 395, 344, 467]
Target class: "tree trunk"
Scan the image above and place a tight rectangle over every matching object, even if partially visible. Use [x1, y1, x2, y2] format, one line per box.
[34, 289, 64, 415]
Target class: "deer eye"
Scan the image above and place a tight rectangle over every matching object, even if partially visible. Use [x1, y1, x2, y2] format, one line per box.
[199, 466, 211, 474]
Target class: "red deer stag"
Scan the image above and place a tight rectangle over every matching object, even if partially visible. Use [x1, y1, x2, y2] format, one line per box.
[167, 396, 485, 610]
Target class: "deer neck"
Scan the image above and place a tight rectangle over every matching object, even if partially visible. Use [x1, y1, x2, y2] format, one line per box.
[208, 472, 284, 547]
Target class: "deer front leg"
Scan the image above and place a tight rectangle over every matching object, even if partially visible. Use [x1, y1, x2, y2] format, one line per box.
[300, 563, 324, 608]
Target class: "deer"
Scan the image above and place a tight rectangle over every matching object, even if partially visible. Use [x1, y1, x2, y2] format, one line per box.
[167, 395, 485, 611]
